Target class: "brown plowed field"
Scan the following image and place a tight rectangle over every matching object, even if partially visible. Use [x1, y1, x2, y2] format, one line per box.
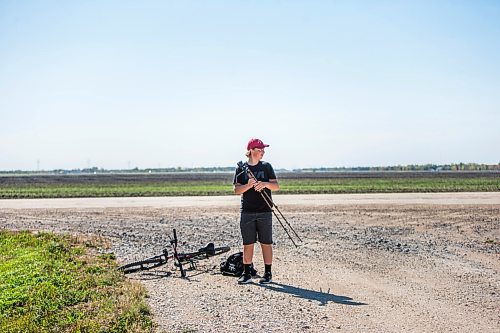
[1, 171, 499, 186]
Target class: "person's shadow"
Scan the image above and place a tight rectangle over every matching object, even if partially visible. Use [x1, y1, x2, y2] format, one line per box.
[256, 282, 367, 306]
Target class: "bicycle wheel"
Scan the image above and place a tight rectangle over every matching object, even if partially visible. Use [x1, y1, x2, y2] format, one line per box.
[118, 254, 170, 274]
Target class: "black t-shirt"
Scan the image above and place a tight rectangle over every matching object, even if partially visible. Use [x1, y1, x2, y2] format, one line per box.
[233, 161, 277, 212]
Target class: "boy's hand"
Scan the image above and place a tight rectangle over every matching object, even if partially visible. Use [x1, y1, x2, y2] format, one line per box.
[254, 181, 267, 192]
[248, 178, 257, 188]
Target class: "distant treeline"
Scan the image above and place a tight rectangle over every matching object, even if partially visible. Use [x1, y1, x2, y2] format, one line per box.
[298, 163, 500, 172]
[1, 163, 499, 175]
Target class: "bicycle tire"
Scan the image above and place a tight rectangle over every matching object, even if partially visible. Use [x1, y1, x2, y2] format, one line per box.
[118, 254, 170, 274]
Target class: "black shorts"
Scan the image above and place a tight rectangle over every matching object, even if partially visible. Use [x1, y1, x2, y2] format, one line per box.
[240, 211, 273, 245]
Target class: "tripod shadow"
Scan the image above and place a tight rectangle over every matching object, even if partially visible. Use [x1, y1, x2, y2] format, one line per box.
[257, 282, 367, 306]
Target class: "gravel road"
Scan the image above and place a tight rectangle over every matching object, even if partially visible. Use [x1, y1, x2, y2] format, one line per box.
[1, 193, 499, 332]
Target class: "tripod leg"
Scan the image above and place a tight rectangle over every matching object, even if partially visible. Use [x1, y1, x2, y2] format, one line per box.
[273, 205, 303, 242]
[257, 191, 297, 247]
[259, 189, 302, 243]
[272, 209, 298, 248]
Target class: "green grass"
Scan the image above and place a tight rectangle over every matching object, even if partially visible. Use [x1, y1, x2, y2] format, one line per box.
[0, 176, 499, 198]
[0, 181, 232, 198]
[0, 231, 154, 333]
[279, 177, 500, 193]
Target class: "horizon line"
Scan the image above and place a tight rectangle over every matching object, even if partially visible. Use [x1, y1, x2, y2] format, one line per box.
[1, 162, 500, 173]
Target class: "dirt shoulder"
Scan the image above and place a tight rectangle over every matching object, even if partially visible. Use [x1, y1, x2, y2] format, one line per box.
[1, 193, 499, 332]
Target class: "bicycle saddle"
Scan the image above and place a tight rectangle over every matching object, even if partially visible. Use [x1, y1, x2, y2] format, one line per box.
[200, 243, 215, 256]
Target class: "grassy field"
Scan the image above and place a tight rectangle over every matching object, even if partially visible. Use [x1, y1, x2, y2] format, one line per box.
[0, 231, 154, 333]
[0, 172, 499, 198]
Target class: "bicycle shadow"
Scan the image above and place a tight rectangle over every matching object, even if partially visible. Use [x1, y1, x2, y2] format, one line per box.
[256, 282, 367, 306]
[125, 268, 209, 281]
[125, 270, 172, 280]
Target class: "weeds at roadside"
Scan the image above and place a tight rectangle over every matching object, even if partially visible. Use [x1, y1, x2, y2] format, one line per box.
[0, 230, 154, 333]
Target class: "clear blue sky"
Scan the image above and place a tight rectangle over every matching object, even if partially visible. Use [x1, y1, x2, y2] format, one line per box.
[1, 1, 499, 171]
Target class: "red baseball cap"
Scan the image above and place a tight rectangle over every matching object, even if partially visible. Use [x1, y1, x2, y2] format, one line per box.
[247, 138, 270, 150]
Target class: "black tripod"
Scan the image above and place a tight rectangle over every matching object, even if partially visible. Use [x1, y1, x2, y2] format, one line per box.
[236, 161, 303, 247]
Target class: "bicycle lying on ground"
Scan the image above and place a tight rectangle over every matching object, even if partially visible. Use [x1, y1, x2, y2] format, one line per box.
[118, 229, 230, 277]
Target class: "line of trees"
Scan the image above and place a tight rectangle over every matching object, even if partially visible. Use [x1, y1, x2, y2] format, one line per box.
[297, 163, 500, 172]
[1, 163, 499, 174]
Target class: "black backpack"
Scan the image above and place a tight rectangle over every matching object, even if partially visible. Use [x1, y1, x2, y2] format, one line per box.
[220, 252, 257, 277]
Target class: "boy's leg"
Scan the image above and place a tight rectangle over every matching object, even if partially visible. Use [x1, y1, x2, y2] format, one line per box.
[256, 212, 273, 264]
[239, 244, 255, 284]
[240, 212, 257, 265]
[243, 243, 255, 264]
[239, 213, 257, 284]
[261, 243, 272, 265]
[257, 212, 273, 284]
[259, 243, 273, 284]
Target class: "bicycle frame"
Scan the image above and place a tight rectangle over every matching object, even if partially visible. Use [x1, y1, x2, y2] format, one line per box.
[171, 229, 186, 277]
